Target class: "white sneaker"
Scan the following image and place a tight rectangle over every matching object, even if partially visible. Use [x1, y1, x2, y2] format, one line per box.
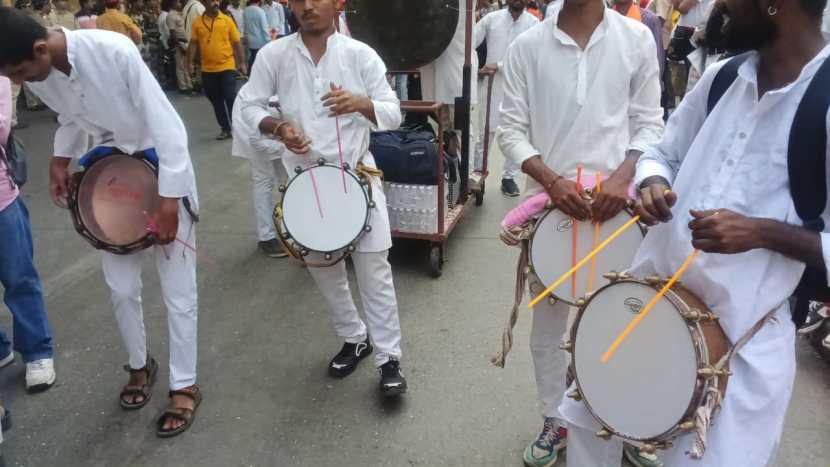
[0, 352, 13, 369]
[26, 358, 55, 392]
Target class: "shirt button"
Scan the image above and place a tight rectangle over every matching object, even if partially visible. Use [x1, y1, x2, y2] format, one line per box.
[738, 132, 747, 139]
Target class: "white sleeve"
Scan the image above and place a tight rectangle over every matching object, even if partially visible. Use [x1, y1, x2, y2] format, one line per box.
[627, 31, 664, 154]
[635, 58, 722, 187]
[496, 41, 540, 166]
[119, 44, 192, 198]
[360, 47, 402, 132]
[821, 107, 830, 284]
[53, 113, 89, 159]
[237, 44, 279, 135]
[474, 14, 487, 49]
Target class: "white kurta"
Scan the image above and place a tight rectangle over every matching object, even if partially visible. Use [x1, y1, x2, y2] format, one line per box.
[474, 8, 538, 128]
[497, 8, 664, 196]
[561, 46, 830, 467]
[27, 28, 198, 205]
[237, 32, 402, 253]
[418, 0, 478, 106]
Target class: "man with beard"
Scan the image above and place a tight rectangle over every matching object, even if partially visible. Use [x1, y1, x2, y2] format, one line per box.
[495, 0, 664, 464]
[237, 0, 408, 397]
[558, 0, 830, 464]
[473, 0, 538, 197]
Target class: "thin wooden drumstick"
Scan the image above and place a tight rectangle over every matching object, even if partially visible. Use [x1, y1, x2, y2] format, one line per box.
[528, 215, 641, 309]
[572, 165, 583, 298]
[600, 249, 701, 364]
[308, 168, 325, 219]
[335, 112, 348, 194]
[587, 172, 603, 294]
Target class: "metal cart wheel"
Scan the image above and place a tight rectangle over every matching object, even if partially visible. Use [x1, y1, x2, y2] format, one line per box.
[474, 180, 485, 206]
[429, 243, 444, 278]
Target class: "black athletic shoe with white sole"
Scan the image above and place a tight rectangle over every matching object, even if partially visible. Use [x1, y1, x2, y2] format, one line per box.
[379, 359, 407, 396]
[328, 338, 373, 378]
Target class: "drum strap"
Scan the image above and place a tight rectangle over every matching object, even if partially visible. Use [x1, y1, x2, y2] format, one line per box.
[688, 306, 779, 459]
[491, 222, 535, 368]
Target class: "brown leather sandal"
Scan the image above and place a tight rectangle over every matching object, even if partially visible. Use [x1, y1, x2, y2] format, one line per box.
[156, 385, 202, 438]
[119, 356, 158, 410]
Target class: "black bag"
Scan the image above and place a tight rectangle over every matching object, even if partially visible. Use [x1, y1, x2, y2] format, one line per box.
[1, 129, 28, 188]
[371, 128, 446, 185]
[707, 53, 830, 323]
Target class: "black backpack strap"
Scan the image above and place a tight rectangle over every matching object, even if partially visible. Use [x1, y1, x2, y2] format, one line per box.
[788, 56, 830, 232]
[707, 52, 752, 115]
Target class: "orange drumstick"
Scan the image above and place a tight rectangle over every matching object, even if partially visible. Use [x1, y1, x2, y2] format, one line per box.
[572, 166, 583, 298]
[587, 172, 603, 294]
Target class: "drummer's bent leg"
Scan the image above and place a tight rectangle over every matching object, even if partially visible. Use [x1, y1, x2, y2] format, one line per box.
[249, 157, 278, 242]
[351, 251, 402, 367]
[102, 248, 147, 371]
[566, 424, 623, 466]
[154, 206, 198, 390]
[529, 283, 570, 420]
[306, 257, 368, 345]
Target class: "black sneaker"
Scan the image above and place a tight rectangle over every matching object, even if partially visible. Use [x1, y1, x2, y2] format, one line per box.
[216, 130, 232, 140]
[328, 338, 373, 378]
[501, 178, 520, 197]
[379, 359, 407, 396]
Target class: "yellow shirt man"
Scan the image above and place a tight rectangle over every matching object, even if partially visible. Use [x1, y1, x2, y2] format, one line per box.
[190, 12, 240, 72]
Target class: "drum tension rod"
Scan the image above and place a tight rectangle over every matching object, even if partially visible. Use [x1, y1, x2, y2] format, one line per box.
[679, 420, 696, 431]
[697, 367, 732, 378]
[595, 428, 613, 440]
[566, 388, 582, 401]
[680, 309, 719, 322]
[602, 271, 631, 282]
[559, 341, 573, 353]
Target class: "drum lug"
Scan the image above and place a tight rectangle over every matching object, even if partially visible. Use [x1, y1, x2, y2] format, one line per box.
[523, 266, 531, 276]
[278, 184, 286, 194]
[324, 253, 333, 261]
[602, 271, 623, 282]
[548, 297, 557, 306]
[368, 201, 376, 209]
[640, 443, 657, 455]
[698, 367, 731, 378]
[575, 298, 586, 307]
[679, 420, 696, 431]
[317, 158, 326, 166]
[359, 177, 369, 186]
[595, 428, 612, 440]
[559, 341, 573, 353]
[645, 275, 663, 285]
[364, 225, 372, 233]
[566, 388, 582, 401]
[681, 308, 718, 322]
[300, 249, 310, 257]
[347, 245, 356, 253]
[342, 162, 351, 171]
[294, 166, 303, 174]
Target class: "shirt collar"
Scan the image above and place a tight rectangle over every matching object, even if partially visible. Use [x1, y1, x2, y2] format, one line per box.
[548, 5, 609, 49]
[294, 30, 341, 64]
[737, 43, 830, 95]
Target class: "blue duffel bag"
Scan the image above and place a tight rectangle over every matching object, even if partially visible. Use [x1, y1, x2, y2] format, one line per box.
[370, 128, 447, 185]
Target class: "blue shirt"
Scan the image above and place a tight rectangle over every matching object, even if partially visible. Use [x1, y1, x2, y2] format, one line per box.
[243, 5, 270, 49]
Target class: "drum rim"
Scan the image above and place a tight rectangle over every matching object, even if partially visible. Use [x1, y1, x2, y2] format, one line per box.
[570, 277, 710, 443]
[527, 207, 647, 306]
[279, 162, 372, 254]
[68, 152, 159, 255]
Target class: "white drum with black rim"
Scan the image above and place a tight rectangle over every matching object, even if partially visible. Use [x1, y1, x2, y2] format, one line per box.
[276, 160, 373, 265]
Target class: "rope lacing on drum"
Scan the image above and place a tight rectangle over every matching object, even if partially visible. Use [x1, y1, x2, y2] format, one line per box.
[491, 222, 534, 368]
[687, 306, 780, 459]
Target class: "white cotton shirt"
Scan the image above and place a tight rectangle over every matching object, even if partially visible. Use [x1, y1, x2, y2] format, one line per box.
[231, 89, 284, 161]
[474, 8, 538, 128]
[418, 0, 478, 105]
[496, 8, 664, 195]
[561, 46, 830, 467]
[228, 5, 245, 37]
[26, 29, 198, 204]
[158, 10, 170, 46]
[676, 0, 713, 28]
[183, 0, 206, 43]
[237, 32, 402, 252]
[262, 3, 284, 36]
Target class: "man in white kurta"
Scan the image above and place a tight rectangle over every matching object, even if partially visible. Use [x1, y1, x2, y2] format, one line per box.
[237, 0, 408, 396]
[496, 2, 663, 465]
[231, 90, 289, 258]
[558, 10, 830, 467]
[0, 16, 201, 436]
[473, 0, 538, 197]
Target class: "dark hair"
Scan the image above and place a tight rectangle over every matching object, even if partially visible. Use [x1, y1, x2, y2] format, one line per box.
[0, 7, 48, 68]
[799, 0, 828, 18]
[161, 0, 174, 10]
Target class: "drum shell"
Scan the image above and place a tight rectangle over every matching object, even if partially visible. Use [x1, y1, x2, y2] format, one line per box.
[570, 278, 731, 445]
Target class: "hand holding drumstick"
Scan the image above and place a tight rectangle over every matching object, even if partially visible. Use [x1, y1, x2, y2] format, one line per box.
[634, 175, 678, 225]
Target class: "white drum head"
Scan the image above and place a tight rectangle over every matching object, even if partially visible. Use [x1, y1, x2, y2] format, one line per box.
[530, 210, 644, 304]
[282, 165, 369, 253]
[574, 281, 699, 440]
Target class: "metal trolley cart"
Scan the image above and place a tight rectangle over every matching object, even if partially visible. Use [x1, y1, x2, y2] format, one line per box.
[346, 0, 493, 277]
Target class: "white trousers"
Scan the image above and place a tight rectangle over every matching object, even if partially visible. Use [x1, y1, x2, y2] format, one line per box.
[102, 204, 198, 390]
[306, 251, 402, 367]
[529, 279, 571, 420]
[249, 156, 287, 242]
[474, 130, 519, 179]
